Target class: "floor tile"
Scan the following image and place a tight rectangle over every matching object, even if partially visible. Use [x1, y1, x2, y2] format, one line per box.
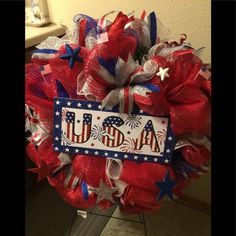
[100, 218, 146, 236]
[112, 206, 143, 223]
[69, 214, 110, 236]
[144, 201, 211, 236]
[26, 181, 76, 236]
[91, 203, 117, 216]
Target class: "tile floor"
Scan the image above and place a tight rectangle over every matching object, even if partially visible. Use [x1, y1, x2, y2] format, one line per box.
[26, 181, 211, 236]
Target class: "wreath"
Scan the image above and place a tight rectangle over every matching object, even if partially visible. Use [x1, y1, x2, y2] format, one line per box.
[25, 11, 211, 214]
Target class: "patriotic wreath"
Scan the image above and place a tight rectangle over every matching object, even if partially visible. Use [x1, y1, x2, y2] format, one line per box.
[25, 11, 211, 214]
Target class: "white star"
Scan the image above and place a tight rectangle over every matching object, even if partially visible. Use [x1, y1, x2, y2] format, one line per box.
[77, 103, 82, 107]
[55, 111, 60, 116]
[154, 158, 158, 162]
[168, 136, 173, 141]
[55, 137, 59, 141]
[114, 153, 118, 157]
[56, 100, 60, 105]
[165, 159, 169, 163]
[95, 151, 99, 155]
[67, 101, 72, 106]
[144, 157, 148, 161]
[156, 67, 170, 81]
[55, 147, 59, 151]
[75, 149, 79, 153]
[84, 150, 89, 154]
[65, 148, 69, 152]
[166, 149, 171, 153]
[98, 105, 102, 109]
[87, 104, 92, 108]
[124, 154, 128, 158]
[55, 124, 59, 128]
[139, 110, 144, 114]
[104, 152, 108, 156]
[134, 156, 138, 160]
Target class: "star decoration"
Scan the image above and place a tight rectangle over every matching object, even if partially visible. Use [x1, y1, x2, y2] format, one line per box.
[67, 101, 72, 106]
[166, 149, 171, 153]
[60, 44, 83, 69]
[89, 179, 118, 203]
[28, 159, 57, 182]
[77, 103, 82, 107]
[56, 100, 60, 105]
[168, 136, 173, 141]
[155, 171, 177, 200]
[156, 67, 170, 81]
[55, 111, 60, 116]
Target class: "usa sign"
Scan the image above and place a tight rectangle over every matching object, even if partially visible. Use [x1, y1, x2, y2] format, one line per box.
[53, 98, 175, 164]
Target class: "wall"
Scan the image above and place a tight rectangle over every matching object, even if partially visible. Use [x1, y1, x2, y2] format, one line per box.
[47, 0, 211, 62]
[46, 0, 211, 204]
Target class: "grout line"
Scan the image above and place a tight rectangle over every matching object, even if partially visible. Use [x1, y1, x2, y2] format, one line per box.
[173, 199, 211, 216]
[97, 205, 118, 235]
[143, 212, 148, 236]
[90, 211, 144, 224]
[67, 212, 78, 236]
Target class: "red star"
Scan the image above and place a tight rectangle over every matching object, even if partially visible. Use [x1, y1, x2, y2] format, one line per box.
[27, 159, 58, 182]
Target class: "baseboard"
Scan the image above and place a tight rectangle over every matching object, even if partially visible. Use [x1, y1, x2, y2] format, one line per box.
[175, 193, 211, 215]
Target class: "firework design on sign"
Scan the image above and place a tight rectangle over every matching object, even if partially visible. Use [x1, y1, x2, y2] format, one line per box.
[156, 129, 167, 146]
[61, 131, 74, 146]
[124, 115, 142, 129]
[120, 138, 143, 154]
[91, 125, 113, 141]
[62, 108, 68, 121]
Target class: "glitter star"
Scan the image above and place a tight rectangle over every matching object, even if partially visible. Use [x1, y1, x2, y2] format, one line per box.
[89, 179, 118, 203]
[60, 44, 83, 69]
[156, 67, 170, 81]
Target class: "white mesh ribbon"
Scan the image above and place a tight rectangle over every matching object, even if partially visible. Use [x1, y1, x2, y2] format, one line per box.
[106, 158, 128, 197]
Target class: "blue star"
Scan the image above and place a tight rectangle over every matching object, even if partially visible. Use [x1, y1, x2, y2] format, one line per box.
[155, 171, 177, 200]
[60, 44, 83, 69]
